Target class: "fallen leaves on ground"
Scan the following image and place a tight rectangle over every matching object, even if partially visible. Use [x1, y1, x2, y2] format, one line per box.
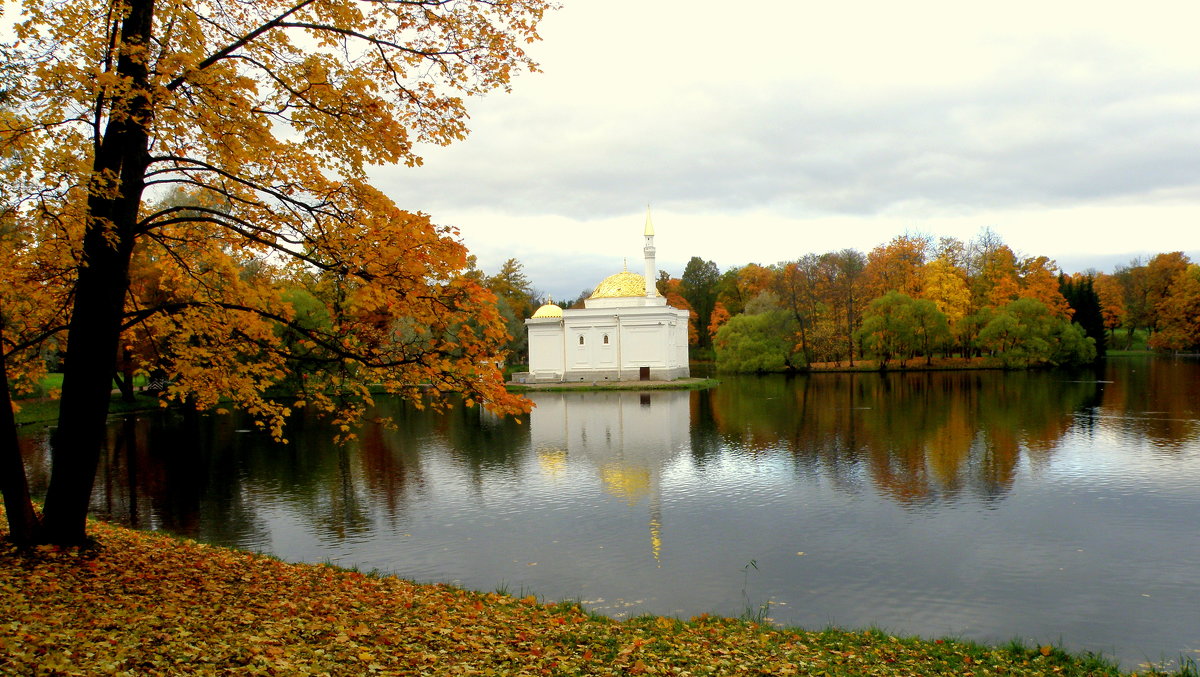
[0, 515, 1142, 675]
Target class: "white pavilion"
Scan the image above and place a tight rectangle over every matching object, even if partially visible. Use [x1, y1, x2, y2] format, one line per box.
[520, 215, 690, 383]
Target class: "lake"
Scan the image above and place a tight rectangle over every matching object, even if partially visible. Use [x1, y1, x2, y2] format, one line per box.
[17, 355, 1200, 670]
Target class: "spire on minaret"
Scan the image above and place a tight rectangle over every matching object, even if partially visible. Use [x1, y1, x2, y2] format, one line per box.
[643, 207, 657, 298]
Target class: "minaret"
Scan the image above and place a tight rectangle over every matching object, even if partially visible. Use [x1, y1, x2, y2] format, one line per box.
[643, 207, 656, 298]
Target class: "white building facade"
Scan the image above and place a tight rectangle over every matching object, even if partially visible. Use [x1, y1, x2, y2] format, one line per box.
[522, 217, 690, 383]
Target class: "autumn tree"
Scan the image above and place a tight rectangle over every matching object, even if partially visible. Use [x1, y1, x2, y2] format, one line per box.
[822, 249, 867, 366]
[1148, 264, 1200, 352]
[863, 234, 929, 300]
[664, 278, 699, 347]
[921, 255, 971, 329]
[1018, 256, 1072, 320]
[707, 301, 731, 341]
[1092, 272, 1127, 334]
[773, 255, 824, 365]
[973, 244, 1022, 309]
[1, 0, 548, 545]
[713, 263, 772, 318]
[1143, 252, 1191, 333]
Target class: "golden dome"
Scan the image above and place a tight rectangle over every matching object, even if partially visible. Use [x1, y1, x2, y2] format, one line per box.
[531, 303, 563, 318]
[589, 271, 658, 299]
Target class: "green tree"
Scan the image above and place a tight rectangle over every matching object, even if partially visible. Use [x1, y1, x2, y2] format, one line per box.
[713, 309, 800, 373]
[680, 257, 721, 349]
[909, 297, 951, 366]
[978, 298, 1095, 368]
[855, 291, 920, 368]
[485, 258, 537, 362]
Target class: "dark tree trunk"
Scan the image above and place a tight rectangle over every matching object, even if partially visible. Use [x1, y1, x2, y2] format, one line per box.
[39, 0, 155, 545]
[0, 342, 41, 544]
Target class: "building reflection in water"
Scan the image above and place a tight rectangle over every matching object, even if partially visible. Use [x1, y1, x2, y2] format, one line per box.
[529, 390, 691, 566]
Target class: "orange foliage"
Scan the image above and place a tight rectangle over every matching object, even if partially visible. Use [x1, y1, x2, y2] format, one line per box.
[1018, 256, 1072, 320]
[1, 0, 550, 543]
[666, 289, 699, 346]
[864, 235, 928, 299]
[1092, 273, 1127, 330]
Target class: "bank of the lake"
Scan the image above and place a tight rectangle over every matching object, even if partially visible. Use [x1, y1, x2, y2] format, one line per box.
[1, 512, 1170, 676]
[507, 377, 719, 392]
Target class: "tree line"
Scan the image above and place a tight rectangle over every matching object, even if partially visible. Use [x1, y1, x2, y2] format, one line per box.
[675, 233, 1197, 371]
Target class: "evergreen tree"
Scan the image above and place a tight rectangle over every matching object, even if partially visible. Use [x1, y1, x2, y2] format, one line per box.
[1059, 274, 1107, 357]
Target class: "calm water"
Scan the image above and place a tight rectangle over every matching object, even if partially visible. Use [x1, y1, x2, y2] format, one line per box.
[18, 355, 1200, 669]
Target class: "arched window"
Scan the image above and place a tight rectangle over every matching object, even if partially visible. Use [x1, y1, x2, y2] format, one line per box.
[578, 335, 585, 345]
[603, 334, 609, 345]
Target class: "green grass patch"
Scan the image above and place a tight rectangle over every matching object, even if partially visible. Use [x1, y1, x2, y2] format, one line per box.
[507, 378, 719, 393]
[14, 392, 166, 427]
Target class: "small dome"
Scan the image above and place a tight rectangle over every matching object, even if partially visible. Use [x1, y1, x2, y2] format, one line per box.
[531, 303, 563, 318]
[589, 271, 658, 299]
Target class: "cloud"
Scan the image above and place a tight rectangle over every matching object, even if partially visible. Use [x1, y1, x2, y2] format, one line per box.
[369, 0, 1200, 298]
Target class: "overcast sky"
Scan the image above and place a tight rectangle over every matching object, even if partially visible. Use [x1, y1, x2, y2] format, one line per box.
[372, 0, 1200, 301]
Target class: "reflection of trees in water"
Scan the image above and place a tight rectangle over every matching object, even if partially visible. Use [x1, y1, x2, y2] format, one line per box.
[25, 409, 272, 548]
[1100, 356, 1200, 449]
[707, 370, 1104, 506]
[438, 402, 530, 488]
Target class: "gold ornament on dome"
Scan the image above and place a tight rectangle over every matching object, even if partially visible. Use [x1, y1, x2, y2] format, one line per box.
[588, 271, 659, 299]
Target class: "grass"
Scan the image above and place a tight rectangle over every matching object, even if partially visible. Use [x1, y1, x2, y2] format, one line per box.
[507, 377, 719, 393]
[2, 508, 1189, 675]
[13, 391, 166, 427]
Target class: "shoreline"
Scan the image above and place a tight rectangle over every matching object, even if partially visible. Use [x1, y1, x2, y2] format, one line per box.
[1, 511, 1165, 675]
[506, 377, 719, 392]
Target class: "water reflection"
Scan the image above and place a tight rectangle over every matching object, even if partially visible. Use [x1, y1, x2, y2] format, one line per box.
[531, 391, 690, 563]
[700, 369, 1114, 506]
[14, 357, 1200, 669]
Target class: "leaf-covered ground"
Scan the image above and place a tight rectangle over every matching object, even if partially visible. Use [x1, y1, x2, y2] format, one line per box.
[0, 514, 1173, 675]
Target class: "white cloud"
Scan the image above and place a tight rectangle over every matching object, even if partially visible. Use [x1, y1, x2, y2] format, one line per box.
[368, 0, 1200, 299]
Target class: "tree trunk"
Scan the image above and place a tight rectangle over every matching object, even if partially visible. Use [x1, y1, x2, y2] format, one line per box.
[116, 343, 137, 402]
[0, 342, 41, 544]
[39, 0, 155, 545]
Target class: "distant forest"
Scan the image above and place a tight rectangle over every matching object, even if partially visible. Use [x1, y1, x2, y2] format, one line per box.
[477, 230, 1199, 372]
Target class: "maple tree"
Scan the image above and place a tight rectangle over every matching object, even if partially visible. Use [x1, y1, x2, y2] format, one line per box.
[0, 0, 548, 545]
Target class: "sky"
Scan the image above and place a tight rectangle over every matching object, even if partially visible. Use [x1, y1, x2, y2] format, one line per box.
[371, 0, 1200, 301]
[3, 1, 1196, 302]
